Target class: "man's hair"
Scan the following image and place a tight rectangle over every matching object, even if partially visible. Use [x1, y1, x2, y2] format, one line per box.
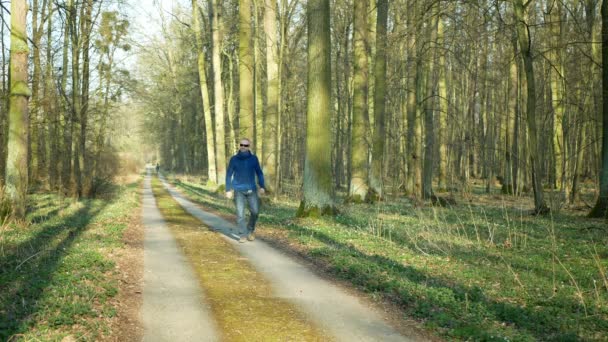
[239, 138, 251, 144]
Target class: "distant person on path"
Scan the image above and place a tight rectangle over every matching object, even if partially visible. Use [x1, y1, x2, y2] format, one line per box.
[155, 163, 160, 174]
[225, 138, 265, 243]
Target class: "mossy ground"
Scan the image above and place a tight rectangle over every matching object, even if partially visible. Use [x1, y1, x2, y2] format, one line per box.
[167, 173, 608, 341]
[0, 179, 142, 341]
[151, 177, 330, 341]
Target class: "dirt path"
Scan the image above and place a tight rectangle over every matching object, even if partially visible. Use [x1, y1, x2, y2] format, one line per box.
[142, 173, 219, 341]
[158, 176, 422, 342]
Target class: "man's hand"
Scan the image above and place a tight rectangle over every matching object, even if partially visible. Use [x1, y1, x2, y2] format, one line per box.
[258, 188, 265, 196]
[226, 191, 234, 199]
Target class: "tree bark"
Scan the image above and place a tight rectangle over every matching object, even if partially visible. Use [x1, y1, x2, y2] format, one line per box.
[297, 0, 335, 217]
[513, 0, 549, 214]
[239, 0, 255, 139]
[349, 0, 370, 202]
[589, 0, 608, 217]
[6, 0, 30, 218]
[264, 0, 279, 194]
[212, 0, 227, 187]
[46, 0, 58, 190]
[423, 5, 439, 200]
[437, 11, 448, 191]
[193, 1, 217, 184]
[60, 0, 73, 193]
[369, 0, 388, 200]
[547, 0, 567, 195]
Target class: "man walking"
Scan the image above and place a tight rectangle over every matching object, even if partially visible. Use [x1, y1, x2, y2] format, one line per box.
[225, 138, 265, 242]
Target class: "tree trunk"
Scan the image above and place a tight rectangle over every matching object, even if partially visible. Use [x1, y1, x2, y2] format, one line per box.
[212, 0, 227, 187]
[31, 0, 48, 183]
[423, 6, 439, 200]
[239, 0, 255, 139]
[547, 0, 567, 195]
[513, 0, 548, 214]
[369, 0, 388, 200]
[349, 0, 370, 202]
[0, 5, 6, 183]
[69, 0, 83, 197]
[437, 12, 448, 191]
[46, 0, 58, 190]
[504, 38, 518, 194]
[254, 1, 264, 159]
[193, 1, 217, 184]
[6, 0, 30, 218]
[589, 0, 608, 217]
[79, 0, 93, 196]
[264, 0, 279, 194]
[297, 0, 335, 217]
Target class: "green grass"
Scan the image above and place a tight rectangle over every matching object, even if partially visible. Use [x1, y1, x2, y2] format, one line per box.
[168, 174, 608, 341]
[0, 180, 141, 341]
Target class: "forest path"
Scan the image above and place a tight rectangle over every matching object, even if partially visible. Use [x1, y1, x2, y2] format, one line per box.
[153, 174, 423, 341]
[142, 172, 220, 341]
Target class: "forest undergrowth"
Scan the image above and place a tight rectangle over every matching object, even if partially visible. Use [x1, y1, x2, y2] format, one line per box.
[169, 173, 608, 341]
[0, 177, 141, 341]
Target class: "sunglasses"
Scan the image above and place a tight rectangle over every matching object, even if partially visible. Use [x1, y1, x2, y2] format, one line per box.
[240, 144, 250, 147]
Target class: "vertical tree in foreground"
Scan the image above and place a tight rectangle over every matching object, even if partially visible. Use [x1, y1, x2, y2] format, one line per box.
[590, 0, 608, 218]
[349, 0, 370, 202]
[5, 0, 30, 218]
[297, 0, 335, 217]
[239, 0, 255, 139]
[264, 0, 279, 194]
[212, 0, 227, 187]
[369, 0, 388, 200]
[192, 0, 217, 184]
[513, 0, 549, 214]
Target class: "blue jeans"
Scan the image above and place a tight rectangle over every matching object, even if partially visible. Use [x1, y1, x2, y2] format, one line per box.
[235, 190, 259, 235]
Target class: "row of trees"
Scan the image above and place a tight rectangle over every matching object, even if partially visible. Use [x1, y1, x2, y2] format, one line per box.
[142, 0, 608, 217]
[1, 0, 132, 217]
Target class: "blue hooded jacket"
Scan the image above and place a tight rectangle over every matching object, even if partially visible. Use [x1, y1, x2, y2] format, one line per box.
[225, 151, 265, 192]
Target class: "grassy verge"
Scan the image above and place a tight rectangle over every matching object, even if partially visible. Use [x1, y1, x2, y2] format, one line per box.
[168, 174, 608, 341]
[151, 177, 329, 341]
[0, 179, 142, 341]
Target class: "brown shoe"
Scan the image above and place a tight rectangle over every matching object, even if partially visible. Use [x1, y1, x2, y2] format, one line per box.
[238, 236, 247, 243]
[247, 232, 256, 241]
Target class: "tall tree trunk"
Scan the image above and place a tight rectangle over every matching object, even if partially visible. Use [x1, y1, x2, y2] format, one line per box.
[192, 1, 217, 184]
[297, 0, 335, 217]
[0, 4, 6, 183]
[589, 0, 608, 217]
[422, 7, 438, 200]
[513, 0, 549, 214]
[406, 1, 422, 197]
[239, 0, 255, 139]
[264, 0, 279, 194]
[547, 0, 567, 195]
[369, 0, 388, 200]
[226, 51, 238, 151]
[46, 0, 58, 190]
[69, 0, 83, 197]
[437, 12, 448, 191]
[212, 0, 227, 187]
[79, 0, 93, 196]
[61, 0, 73, 193]
[349, 0, 370, 202]
[31, 0, 48, 183]
[253, 1, 264, 159]
[504, 36, 519, 194]
[6, 0, 30, 218]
